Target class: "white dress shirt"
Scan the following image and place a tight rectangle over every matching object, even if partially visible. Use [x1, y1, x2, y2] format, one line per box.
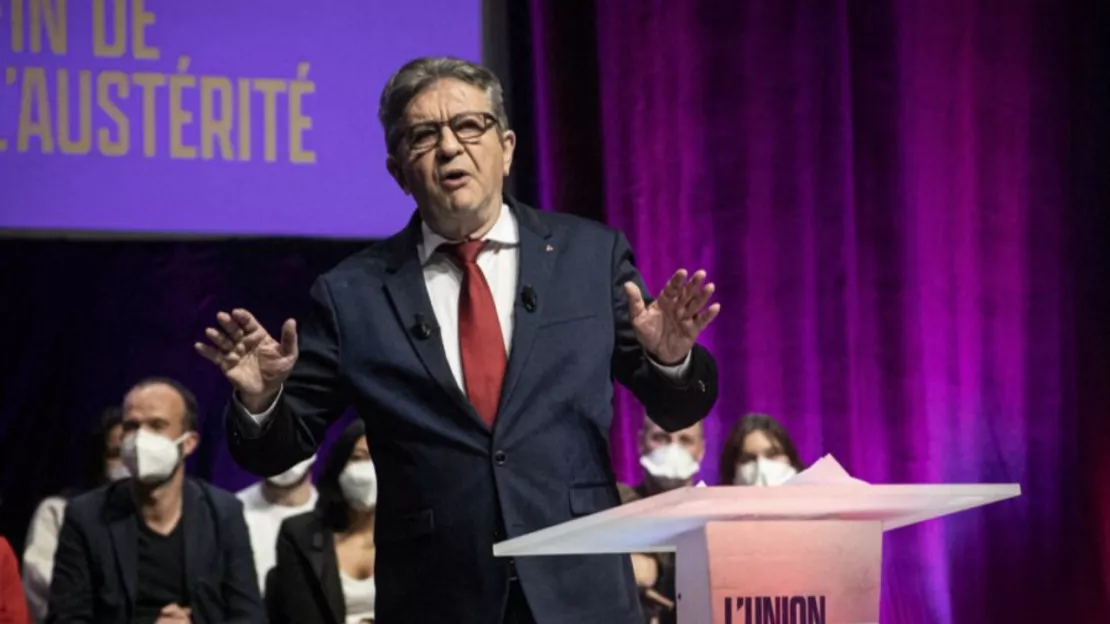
[244, 204, 688, 423]
[417, 203, 520, 390]
[236, 482, 319, 592]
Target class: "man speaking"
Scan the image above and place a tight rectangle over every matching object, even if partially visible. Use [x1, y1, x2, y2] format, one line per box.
[196, 57, 720, 624]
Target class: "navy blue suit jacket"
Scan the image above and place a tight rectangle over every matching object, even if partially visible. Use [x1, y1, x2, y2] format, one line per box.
[225, 199, 718, 623]
[47, 478, 263, 624]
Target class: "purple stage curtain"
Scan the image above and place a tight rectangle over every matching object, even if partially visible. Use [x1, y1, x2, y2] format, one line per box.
[530, 0, 1109, 620]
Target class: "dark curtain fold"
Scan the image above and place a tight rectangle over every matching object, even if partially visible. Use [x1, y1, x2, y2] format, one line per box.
[1070, 0, 1110, 614]
[526, 0, 1110, 620]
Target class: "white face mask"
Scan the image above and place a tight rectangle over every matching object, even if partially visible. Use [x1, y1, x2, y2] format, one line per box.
[266, 455, 316, 487]
[338, 460, 377, 510]
[640, 444, 701, 482]
[105, 463, 131, 483]
[121, 430, 190, 484]
[735, 456, 797, 487]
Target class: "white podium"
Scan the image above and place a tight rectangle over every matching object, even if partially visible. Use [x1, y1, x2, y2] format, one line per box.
[494, 483, 1020, 623]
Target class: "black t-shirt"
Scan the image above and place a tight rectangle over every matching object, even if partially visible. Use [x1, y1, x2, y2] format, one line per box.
[133, 519, 187, 623]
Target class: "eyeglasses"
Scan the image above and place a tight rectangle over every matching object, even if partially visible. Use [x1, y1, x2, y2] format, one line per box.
[402, 112, 501, 152]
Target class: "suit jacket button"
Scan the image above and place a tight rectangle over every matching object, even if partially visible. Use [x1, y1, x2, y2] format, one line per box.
[494, 450, 507, 465]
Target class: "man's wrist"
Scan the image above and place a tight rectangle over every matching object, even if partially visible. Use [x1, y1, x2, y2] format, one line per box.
[651, 353, 685, 366]
[238, 389, 279, 414]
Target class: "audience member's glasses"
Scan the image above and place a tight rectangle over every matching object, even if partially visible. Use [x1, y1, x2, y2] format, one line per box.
[404, 112, 500, 152]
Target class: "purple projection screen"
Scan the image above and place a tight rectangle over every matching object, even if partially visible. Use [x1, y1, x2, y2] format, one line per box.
[0, 0, 481, 238]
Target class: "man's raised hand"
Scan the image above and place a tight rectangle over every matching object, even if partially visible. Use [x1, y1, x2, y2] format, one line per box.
[625, 269, 720, 365]
[194, 308, 298, 411]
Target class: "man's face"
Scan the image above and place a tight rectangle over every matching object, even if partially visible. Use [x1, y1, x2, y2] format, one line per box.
[387, 78, 516, 239]
[121, 383, 198, 460]
[639, 419, 706, 463]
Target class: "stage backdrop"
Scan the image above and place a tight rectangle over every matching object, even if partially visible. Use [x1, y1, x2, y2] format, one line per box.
[0, 0, 479, 238]
[527, 0, 1110, 621]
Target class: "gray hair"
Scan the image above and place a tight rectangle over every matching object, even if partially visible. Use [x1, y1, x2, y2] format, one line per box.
[378, 57, 509, 155]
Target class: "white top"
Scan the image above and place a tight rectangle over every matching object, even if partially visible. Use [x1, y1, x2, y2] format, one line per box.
[236, 482, 319, 592]
[22, 495, 68, 622]
[340, 570, 376, 624]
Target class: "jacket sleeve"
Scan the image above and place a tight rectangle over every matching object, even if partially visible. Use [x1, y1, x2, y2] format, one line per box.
[225, 276, 352, 477]
[609, 231, 719, 432]
[44, 507, 95, 623]
[219, 501, 265, 624]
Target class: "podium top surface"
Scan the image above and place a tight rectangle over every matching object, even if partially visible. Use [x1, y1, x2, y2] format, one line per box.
[494, 483, 1020, 557]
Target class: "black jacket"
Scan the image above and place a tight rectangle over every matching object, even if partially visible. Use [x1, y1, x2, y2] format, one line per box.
[267, 511, 349, 624]
[47, 478, 263, 623]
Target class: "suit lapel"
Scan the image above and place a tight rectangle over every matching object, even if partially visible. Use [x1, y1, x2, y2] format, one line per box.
[182, 480, 203, 601]
[497, 202, 557, 422]
[308, 521, 343, 624]
[382, 214, 487, 430]
[106, 484, 138, 608]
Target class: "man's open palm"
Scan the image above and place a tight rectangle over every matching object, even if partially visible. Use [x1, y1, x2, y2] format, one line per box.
[194, 309, 298, 401]
[625, 269, 720, 365]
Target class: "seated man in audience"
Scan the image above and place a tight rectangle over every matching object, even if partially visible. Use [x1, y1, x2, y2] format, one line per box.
[634, 411, 706, 496]
[237, 454, 318, 594]
[48, 378, 263, 624]
[620, 412, 707, 624]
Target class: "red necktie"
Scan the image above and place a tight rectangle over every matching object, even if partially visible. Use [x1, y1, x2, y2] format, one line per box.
[445, 241, 506, 427]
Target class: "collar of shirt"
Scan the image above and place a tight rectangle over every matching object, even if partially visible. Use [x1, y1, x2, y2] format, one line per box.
[417, 203, 519, 266]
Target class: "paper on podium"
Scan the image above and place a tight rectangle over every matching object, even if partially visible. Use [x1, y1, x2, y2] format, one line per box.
[783, 454, 870, 486]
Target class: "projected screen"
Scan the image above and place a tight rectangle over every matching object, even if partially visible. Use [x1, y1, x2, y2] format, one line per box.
[0, 0, 481, 238]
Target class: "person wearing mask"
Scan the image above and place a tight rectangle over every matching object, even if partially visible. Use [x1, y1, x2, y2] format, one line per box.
[622, 414, 706, 624]
[634, 413, 706, 497]
[267, 420, 376, 624]
[23, 407, 126, 622]
[47, 378, 263, 624]
[717, 413, 805, 487]
[196, 56, 720, 623]
[236, 453, 318, 593]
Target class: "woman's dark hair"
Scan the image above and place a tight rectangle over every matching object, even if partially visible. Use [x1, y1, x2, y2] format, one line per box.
[62, 407, 124, 498]
[316, 419, 367, 533]
[717, 413, 805, 485]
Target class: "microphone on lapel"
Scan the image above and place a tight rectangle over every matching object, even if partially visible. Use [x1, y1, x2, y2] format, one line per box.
[412, 313, 438, 340]
[521, 285, 538, 313]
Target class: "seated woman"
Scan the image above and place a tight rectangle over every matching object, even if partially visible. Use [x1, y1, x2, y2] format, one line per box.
[22, 407, 125, 622]
[268, 420, 377, 624]
[718, 413, 806, 486]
